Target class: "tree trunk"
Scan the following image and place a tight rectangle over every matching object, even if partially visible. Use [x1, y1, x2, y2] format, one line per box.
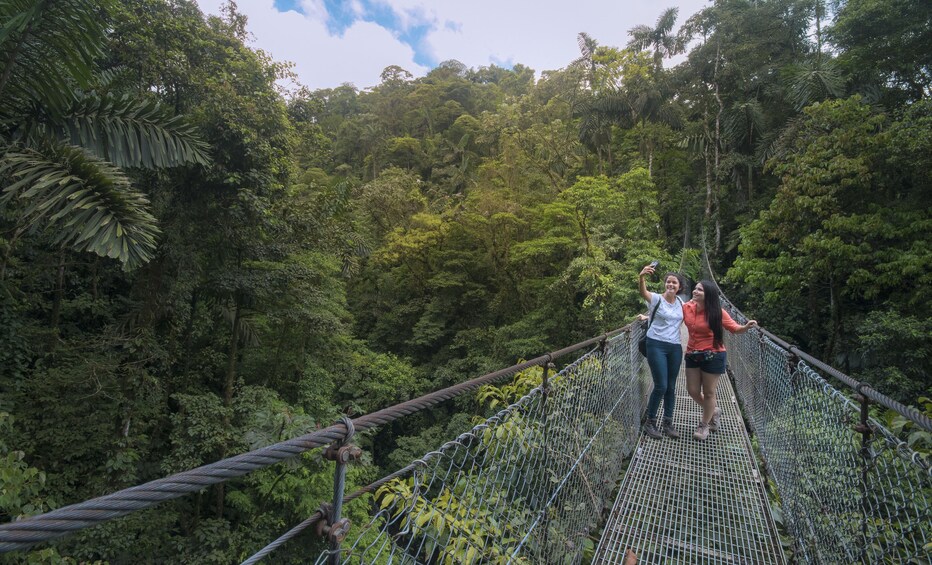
[575, 209, 592, 257]
[607, 141, 613, 174]
[703, 112, 713, 223]
[217, 297, 242, 518]
[647, 144, 653, 178]
[683, 212, 690, 251]
[50, 250, 65, 331]
[224, 299, 241, 410]
[713, 42, 724, 254]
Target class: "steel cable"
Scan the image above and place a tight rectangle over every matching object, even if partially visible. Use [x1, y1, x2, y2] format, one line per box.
[0, 327, 629, 553]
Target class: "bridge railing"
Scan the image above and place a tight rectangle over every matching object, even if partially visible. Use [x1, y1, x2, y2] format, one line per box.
[722, 295, 932, 564]
[303, 327, 649, 564]
[0, 324, 649, 564]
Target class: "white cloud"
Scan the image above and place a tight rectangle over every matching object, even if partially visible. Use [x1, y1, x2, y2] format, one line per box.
[195, 0, 709, 90]
[297, 0, 328, 22]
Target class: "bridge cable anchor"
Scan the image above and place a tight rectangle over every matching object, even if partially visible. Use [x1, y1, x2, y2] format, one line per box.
[319, 416, 361, 563]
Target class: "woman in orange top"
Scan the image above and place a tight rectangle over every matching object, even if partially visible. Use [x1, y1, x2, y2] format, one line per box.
[682, 279, 757, 440]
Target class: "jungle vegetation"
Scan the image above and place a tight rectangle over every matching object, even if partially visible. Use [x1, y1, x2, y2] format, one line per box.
[0, 0, 929, 562]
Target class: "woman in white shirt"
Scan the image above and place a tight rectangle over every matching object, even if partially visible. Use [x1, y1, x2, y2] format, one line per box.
[638, 263, 685, 439]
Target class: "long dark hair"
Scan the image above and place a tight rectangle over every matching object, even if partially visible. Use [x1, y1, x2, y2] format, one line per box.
[699, 279, 723, 348]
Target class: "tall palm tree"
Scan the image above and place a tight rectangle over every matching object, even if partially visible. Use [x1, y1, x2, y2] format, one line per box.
[571, 32, 601, 91]
[0, 0, 209, 270]
[627, 7, 684, 71]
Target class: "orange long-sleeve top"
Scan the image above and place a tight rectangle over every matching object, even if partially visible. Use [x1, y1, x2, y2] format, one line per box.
[682, 300, 742, 352]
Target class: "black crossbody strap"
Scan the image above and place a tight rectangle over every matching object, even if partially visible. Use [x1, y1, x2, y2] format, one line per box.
[647, 297, 662, 328]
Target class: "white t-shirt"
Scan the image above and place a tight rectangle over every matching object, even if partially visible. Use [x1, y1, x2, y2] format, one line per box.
[645, 292, 684, 344]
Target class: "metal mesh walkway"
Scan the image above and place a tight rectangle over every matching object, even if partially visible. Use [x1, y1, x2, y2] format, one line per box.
[593, 352, 785, 564]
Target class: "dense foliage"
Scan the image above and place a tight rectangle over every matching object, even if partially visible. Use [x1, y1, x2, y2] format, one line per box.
[0, 0, 928, 562]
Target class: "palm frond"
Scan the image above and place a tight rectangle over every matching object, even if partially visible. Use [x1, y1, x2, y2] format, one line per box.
[577, 32, 598, 60]
[220, 304, 261, 348]
[673, 248, 702, 281]
[655, 104, 683, 130]
[94, 66, 137, 94]
[655, 7, 680, 38]
[757, 115, 805, 166]
[0, 0, 115, 111]
[678, 133, 708, 153]
[627, 25, 653, 52]
[1, 142, 160, 269]
[783, 60, 845, 111]
[50, 93, 211, 168]
[722, 99, 765, 147]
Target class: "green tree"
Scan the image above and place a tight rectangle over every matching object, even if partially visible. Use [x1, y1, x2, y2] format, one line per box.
[0, 0, 209, 270]
[729, 97, 930, 399]
[829, 0, 932, 103]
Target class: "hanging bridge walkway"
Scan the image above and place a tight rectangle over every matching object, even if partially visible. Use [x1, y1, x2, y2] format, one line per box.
[594, 345, 783, 564]
[0, 293, 930, 564]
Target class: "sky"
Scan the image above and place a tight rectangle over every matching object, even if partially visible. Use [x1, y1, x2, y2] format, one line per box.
[195, 0, 710, 91]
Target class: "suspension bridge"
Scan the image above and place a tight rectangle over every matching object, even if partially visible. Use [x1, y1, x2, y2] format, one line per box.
[0, 290, 929, 563]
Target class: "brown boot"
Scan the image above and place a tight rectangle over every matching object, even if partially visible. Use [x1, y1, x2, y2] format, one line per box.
[644, 419, 663, 439]
[709, 407, 722, 432]
[662, 418, 680, 439]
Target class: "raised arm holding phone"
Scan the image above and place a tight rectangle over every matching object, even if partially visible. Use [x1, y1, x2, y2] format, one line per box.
[637, 262, 686, 439]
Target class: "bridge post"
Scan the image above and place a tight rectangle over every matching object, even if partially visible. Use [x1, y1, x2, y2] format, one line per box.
[319, 416, 361, 565]
[853, 385, 873, 563]
[540, 354, 553, 556]
[783, 351, 809, 559]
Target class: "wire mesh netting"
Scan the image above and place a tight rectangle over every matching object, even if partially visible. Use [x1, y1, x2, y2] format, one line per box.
[314, 331, 650, 564]
[593, 324, 784, 565]
[723, 298, 932, 564]
[593, 358, 784, 564]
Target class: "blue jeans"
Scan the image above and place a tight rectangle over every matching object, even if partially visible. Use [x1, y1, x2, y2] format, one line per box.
[645, 337, 682, 420]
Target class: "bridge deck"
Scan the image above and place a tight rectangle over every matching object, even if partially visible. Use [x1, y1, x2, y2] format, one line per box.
[593, 359, 785, 564]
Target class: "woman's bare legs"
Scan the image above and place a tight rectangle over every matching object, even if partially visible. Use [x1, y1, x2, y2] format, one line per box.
[685, 367, 703, 405]
[686, 367, 721, 424]
[699, 371, 721, 424]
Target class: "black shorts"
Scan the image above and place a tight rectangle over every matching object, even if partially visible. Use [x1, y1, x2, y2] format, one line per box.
[685, 350, 727, 374]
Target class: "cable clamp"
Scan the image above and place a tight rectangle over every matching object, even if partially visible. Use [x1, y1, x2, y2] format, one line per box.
[326, 518, 352, 543]
[324, 444, 363, 463]
[324, 415, 362, 461]
[315, 503, 352, 543]
[315, 502, 334, 537]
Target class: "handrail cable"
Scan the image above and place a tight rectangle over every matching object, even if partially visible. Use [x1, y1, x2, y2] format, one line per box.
[0, 327, 628, 553]
[244, 332, 631, 564]
[306, 329, 642, 564]
[700, 246, 931, 432]
[702, 245, 929, 562]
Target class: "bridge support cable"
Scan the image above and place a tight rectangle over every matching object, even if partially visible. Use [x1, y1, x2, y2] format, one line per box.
[0, 328, 626, 554]
[723, 300, 931, 563]
[699, 246, 930, 562]
[306, 329, 648, 564]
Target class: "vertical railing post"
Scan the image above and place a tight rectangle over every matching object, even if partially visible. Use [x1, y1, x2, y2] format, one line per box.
[596, 334, 609, 485]
[319, 416, 361, 565]
[750, 332, 766, 433]
[784, 351, 810, 560]
[539, 354, 552, 558]
[854, 384, 873, 563]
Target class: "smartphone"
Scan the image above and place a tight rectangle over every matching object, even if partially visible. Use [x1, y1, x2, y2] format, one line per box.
[648, 260, 660, 281]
